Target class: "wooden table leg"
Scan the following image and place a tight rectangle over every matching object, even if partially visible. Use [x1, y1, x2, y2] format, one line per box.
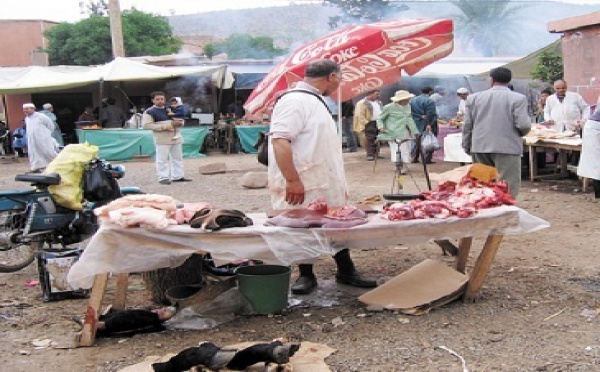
[529, 145, 537, 182]
[113, 273, 129, 310]
[463, 234, 504, 303]
[77, 273, 109, 347]
[455, 237, 473, 274]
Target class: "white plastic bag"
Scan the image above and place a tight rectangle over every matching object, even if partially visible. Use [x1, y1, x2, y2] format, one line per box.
[421, 131, 441, 152]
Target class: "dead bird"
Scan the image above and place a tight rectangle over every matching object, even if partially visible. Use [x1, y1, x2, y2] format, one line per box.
[152, 342, 237, 372]
[226, 340, 301, 371]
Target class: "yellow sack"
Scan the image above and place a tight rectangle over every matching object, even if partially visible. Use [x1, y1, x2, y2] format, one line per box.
[45, 143, 99, 210]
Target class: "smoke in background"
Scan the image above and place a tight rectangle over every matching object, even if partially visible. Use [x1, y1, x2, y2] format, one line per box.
[169, 1, 600, 58]
[165, 76, 213, 113]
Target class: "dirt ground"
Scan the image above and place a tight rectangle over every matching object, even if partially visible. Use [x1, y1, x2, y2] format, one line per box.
[1, 148, 600, 372]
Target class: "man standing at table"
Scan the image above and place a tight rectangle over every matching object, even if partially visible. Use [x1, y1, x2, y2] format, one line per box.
[269, 59, 376, 295]
[143, 91, 191, 185]
[544, 79, 588, 133]
[353, 90, 382, 161]
[462, 67, 531, 197]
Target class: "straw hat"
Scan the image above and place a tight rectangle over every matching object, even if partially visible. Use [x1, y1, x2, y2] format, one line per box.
[390, 90, 415, 102]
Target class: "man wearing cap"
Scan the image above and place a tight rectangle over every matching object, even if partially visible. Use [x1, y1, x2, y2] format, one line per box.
[456, 88, 469, 121]
[22, 103, 59, 173]
[462, 67, 531, 197]
[269, 58, 376, 295]
[40, 103, 64, 146]
[376, 90, 419, 172]
[353, 90, 383, 161]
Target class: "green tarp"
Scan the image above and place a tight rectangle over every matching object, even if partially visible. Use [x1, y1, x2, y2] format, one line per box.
[236, 125, 269, 153]
[75, 127, 208, 161]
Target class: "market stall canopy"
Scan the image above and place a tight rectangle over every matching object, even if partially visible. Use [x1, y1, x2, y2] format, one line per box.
[0, 65, 98, 94]
[244, 18, 454, 115]
[0, 57, 233, 94]
[475, 40, 561, 80]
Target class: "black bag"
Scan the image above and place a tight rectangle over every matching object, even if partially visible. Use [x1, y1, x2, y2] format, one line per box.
[256, 89, 330, 166]
[83, 159, 121, 203]
[254, 131, 269, 166]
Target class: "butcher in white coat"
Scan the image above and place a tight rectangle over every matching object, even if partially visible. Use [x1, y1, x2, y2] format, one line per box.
[544, 79, 588, 133]
[23, 103, 59, 173]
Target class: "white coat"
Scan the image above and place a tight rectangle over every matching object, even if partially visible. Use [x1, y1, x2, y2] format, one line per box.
[577, 117, 600, 180]
[25, 112, 59, 171]
[544, 92, 588, 132]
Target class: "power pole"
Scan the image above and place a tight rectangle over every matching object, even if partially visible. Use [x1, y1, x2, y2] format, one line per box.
[108, 0, 125, 57]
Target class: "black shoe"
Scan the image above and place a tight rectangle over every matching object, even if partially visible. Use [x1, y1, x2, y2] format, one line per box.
[336, 272, 377, 288]
[172, 178, 192, 182]
[291, 275, 317, 295]
[159, 179, 171, 185]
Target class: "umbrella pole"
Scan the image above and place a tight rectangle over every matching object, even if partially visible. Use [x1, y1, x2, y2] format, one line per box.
[337, 89, 342, 139]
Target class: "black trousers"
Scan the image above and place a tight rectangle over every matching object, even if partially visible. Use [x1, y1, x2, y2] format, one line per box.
[365, 121, 379, 156]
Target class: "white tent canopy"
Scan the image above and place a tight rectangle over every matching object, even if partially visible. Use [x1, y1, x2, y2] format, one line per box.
[0, 57, 233, 94]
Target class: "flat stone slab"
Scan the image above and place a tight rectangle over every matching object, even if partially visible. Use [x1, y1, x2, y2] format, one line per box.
[199, 162, 227, 174]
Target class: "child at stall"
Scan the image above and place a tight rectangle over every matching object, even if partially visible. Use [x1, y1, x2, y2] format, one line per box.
[167, 97, 186, 140]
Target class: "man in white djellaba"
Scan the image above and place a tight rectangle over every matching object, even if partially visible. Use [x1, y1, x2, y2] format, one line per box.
[22, 103, 59, 173]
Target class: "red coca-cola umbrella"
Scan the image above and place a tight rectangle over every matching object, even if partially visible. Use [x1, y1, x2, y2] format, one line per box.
[244, 18, 454, 115]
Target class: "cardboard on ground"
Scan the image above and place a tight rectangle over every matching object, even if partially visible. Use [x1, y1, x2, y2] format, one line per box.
[358, 259, 469, 315]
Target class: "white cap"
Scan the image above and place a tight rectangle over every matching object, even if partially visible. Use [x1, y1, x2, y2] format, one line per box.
[42, 103, 53, 110]
[457, 88, 469, 94]
[23, 103, 35, 109]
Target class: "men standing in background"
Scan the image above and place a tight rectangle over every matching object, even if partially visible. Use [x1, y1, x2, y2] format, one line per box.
[142, 91, 191, 185]
[40, 103, 64, 146]
[353, 90, 382, 161]
[341, 100, 357, 152]
[23, 103, 59, 173]
[431, 86, 450, 120]
[100, 98, 126, 128]
[462, 67, 531, 198]
[456, 87, 469, 121]
[410, 86, 438, 164]
[544, 79, 588, 133]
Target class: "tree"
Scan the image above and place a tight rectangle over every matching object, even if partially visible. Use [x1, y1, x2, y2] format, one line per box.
[203, 33, 286, 60]
[45, 9, 182, 65]
[81, 0, 108, 16]
[448, 0, 528, 57]
[531, 50, 563, 84]
[323, 0, 408, 29]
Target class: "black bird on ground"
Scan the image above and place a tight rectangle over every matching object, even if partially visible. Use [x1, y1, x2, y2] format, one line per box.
[226, 340, 301, 371]
[152, 342, 236, 372]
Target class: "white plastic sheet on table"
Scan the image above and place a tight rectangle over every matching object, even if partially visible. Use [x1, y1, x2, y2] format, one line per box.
[443, 133, 473, 163]
[68, 206, 549, 289]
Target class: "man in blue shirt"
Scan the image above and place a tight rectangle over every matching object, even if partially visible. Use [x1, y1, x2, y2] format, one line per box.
[410, 87, 438, 164]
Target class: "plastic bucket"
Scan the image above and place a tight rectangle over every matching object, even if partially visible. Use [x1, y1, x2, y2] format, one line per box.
[236, 265, 291, 314]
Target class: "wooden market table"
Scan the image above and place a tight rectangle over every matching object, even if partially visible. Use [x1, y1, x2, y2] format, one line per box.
[526, 138, 584, 187]
[68, 206, 549, 346]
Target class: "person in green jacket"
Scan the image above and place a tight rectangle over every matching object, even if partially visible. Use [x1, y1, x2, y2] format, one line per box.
[377, 90, 419, 174]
